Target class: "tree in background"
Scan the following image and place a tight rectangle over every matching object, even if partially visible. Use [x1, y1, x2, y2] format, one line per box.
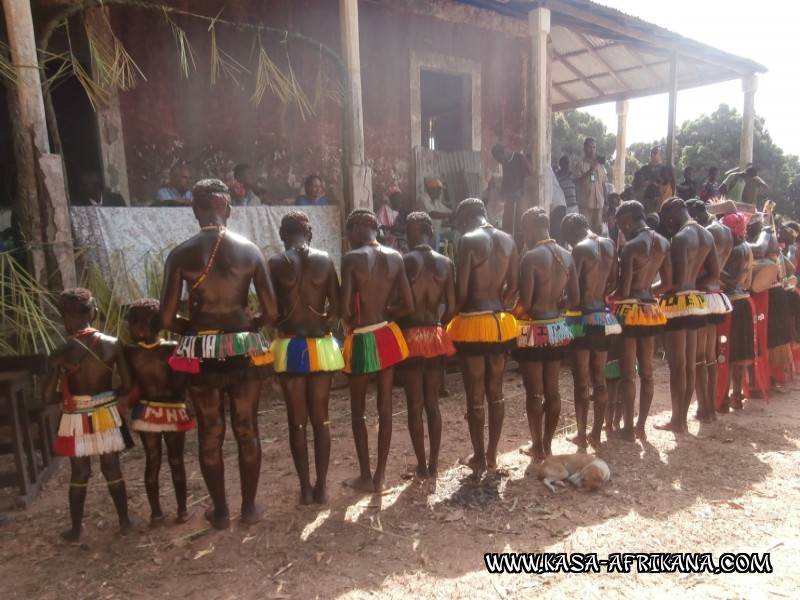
[676, 104, 798, 216]
[552, 110, 616, 181]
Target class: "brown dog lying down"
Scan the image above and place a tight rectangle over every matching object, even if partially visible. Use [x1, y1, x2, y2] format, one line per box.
[537, 453, 610, 492]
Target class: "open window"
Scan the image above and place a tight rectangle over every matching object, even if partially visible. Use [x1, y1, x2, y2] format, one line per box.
[420, 70, 472, 152]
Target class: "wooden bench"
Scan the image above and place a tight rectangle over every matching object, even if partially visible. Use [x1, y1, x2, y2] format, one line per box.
[0, 354, 59, 507]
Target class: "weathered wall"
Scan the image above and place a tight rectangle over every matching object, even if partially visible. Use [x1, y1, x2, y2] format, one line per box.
[111, 0, 529, 207]
[114, 0, 345, 205]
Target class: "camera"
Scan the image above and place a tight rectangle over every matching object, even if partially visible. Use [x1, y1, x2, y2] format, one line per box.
[596, 155, 606, 164]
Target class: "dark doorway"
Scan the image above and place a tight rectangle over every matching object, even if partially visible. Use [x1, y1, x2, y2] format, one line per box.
[47, 63, 103, 201]
[420, 70, 470, 152]
[0, 83, 15, 208]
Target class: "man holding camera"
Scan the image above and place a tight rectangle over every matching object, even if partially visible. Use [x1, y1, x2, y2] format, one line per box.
[573, 137, 608, 235]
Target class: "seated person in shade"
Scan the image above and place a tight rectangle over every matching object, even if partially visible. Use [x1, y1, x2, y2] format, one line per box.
[73, 170, 126, 207]
[155, 165, 193, 206]
[295, 175, 327, 206]
[229, 163, 263, 206]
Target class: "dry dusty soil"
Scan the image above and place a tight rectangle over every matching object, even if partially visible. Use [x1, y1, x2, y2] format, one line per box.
[1, 359, 799, 599]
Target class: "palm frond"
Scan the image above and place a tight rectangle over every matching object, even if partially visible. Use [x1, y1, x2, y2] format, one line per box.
[0, 41, 19, 85]
[164, 9, 198, 78]
[251, 39, 294, 107]
[84, 15, 145, 91]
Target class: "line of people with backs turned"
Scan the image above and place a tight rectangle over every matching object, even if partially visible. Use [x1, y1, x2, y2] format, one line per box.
[42, 177, 799, 540]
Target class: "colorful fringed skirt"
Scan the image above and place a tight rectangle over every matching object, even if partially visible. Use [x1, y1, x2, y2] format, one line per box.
[55, 392, 127, 457]
[728, 294, 755, 365]
[512, 317, 573, 362]
[131, 398, 195, 433]
[612, 298, 666, 338]
[399, 325, 456, 367]
[270, 334, 345, 374]
[767, 285, 793, 367]
[702, 290, 733, 325]
[343, 321, 409, 375]
[565, 309, 621, 352]
[168, 330, 273, 386]
[446, 311, 518, 355]
[659, 291, 708, 331]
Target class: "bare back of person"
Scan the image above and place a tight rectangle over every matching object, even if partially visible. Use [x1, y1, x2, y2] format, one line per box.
[708, 221, 733, 278]
[344, 244, 406, 327]
[404, 249, 453, 325]
[625, 230, 670, 301]
[722, 243, 753, 296]
[669, 224, 714, 292]
[270, 247, 338, 337]
[169, 230, 265, 332]
[54, 334, 122, 396]
[458, 226, 515, 313]
[574, 235, 616, 312]
[520, 242, 572, 320]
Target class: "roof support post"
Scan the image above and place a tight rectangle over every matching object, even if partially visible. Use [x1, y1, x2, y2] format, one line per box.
[340, 0, 372, 211]
[528, 6, 551, 212]
[3, 0, 75, 289]
[666, 52, 678, 168]
[740, 75, 758, 168]
[615, 100, 628, 193]
[86, 6, 131, 205]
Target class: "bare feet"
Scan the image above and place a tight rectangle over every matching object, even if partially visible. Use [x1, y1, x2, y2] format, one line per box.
[312, 482, 328, 504]
[119, 514, 143, 536]
[299, 487, 314, 506]
[240, 505, 262, 525]
[149, 514, 166, 528]
[653, 420, 687, 434]
[569, 434, 588, 451]
[459, 454, 487, 473]
[60, 527, 82, 543]
[518, 442, 545, 460]
[731, 395, 744, 410]
[415, 465, 431, 480]
[614, 428, 636, 442]
[373, 472, 386, 494]
[634, 426, 647, 441]
[427, 463, 439, 480]
[587, 434, 602, 450]
[486, 453, 498, 470]
[176, 507, 196, 524]
[204, 507, 230, 530]
[344, 475, 375, 493]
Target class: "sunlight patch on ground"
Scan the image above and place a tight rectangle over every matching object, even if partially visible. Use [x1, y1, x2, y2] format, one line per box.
[300, 508, 331, 541]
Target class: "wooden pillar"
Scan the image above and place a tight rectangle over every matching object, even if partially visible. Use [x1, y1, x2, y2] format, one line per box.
[615, 100, 628, 192]
[666, 53, 678, 167]
[740, 75, 758, 167]
[3, 0, 75, 289]
[86, 7, 131, 204]
[528, 7, 551, 208]
[339, 0, 372, 211]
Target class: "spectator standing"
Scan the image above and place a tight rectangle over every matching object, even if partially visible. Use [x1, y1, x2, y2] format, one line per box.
[573, 137, 607, 234]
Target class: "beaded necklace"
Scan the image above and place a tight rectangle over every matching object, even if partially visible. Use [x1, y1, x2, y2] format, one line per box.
[190, 228, 227, 292]
[137, 339, 162, 349]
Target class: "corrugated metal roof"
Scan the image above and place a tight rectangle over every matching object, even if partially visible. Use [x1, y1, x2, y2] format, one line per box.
[453, 0, 767, 110]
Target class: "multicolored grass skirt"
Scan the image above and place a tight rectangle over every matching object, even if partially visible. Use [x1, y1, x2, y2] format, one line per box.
[271, 334, 345, 374]
[566, 309, 621, 351]
[702, 290, 733, 325]
[168, 330, 273, 385]
[343, 321, 409, 375]
[446, 311, 518, 355]
[659, 291, 708, 331]
[403, 325, 456, 359]
[55, 392, 126, 457]
[612, 298, 666, 338]
[604, 359, 638, 380]
[131, 399, 195, 433]
[512, 317, 572, 362]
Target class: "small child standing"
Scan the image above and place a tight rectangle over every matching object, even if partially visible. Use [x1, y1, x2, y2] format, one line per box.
[42, 288, 136, 542]
[124, 299, 196, 525]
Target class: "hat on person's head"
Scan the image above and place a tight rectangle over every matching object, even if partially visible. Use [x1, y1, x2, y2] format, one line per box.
[424, 177, 446, 190]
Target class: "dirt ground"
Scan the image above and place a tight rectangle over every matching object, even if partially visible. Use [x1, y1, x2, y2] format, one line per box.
[2, 359, 799, 599]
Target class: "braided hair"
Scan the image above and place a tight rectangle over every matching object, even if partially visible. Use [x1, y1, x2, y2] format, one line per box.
[192, 179, 231, 211]
[126, 298, 162, 335]
[455, 197, 486, 220]
[346, 209, 379, 231]
[58, 288, 96, 317]
[279, 211, 313, 240]
[405, 211, 433, 237]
